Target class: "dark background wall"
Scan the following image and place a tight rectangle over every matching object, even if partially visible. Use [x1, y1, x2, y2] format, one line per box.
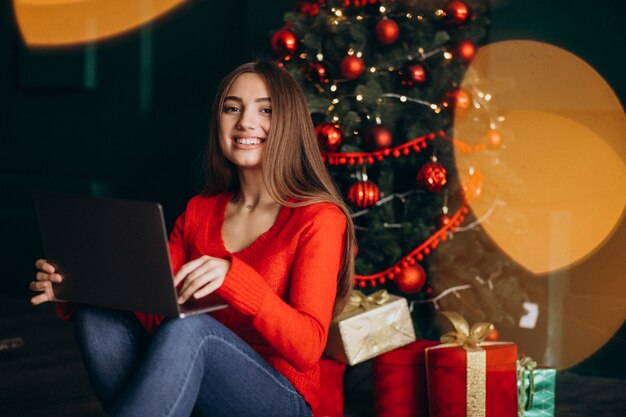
[1, 1, 624, 353]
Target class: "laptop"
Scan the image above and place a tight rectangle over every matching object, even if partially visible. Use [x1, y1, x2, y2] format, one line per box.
[33, 192, 228, 318]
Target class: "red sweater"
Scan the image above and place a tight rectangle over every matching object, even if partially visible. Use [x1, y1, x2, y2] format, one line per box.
[59, 192, 347, 408]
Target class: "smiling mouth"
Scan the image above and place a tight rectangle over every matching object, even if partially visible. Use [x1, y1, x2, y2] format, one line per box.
[234, 137, 265, 145]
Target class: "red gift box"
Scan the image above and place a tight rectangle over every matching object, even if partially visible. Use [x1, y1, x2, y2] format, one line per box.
[425, 342, 518, 417]
[373, 340, 439, 417]
[313, 357, 346, 417]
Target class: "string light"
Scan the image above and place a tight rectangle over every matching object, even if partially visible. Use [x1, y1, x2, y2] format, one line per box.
[454, 200, 507, 232]
[316, 52, 324, 61]
[379, 6, 386, 13]
[412, 285, 472, 310]
[370, 67, 376, 73]
[356, 94, 364, 101]
[330, 84, 338, 92]
[352, 190, 419, 219]
[381, 93, 436, 109]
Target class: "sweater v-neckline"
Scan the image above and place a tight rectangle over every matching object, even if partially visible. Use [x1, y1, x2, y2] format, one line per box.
[216, 192, 290, 256]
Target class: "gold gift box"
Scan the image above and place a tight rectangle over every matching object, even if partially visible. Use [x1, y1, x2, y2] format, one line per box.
[324, 290, 416, 365]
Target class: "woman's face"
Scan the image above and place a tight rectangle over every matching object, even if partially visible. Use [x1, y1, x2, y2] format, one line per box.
[219, 72, 272, 171]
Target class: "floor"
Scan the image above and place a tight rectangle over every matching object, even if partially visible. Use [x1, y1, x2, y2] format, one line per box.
[1, 295, 625, 417]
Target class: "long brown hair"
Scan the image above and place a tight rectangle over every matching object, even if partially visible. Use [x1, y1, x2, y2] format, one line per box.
[204, 60, 356, 316]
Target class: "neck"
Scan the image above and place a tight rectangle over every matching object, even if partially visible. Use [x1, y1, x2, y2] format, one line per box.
[235, 169, 275, 211]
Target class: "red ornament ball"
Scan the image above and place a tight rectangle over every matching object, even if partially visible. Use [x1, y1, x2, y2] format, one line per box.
[348, 180, 380, 208]
[486, 328, 499, 341]
[456, 40, 476, 61]
[315, 123, 343, 152]
[487, 129, 503, 148]
[444, 88, 471, 113]
[435, 213, 451, 228]
[395, 264, 426, 294]
[417, 161, 448, 193]
[306, 62, 329, 84]
[399, 61, 429, 87]
[296, 1, 321, 16]
[340, 55, 366, 80]
[444, 0, 470, 25]
[365, 125, 393, 149]
[271, 29, 298, 58]
[375, 18, 400, 45]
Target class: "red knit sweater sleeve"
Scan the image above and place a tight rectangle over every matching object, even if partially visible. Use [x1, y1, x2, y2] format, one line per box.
[168, 210, 189, 276]
[215, 206, 347, 372]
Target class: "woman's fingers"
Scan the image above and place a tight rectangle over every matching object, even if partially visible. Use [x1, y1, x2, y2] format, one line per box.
[178, 259, 218, 293]
[35, 259, 55, 274]
[30, 281, 48, 291]
[191, 279, 223, 300]
[30, 280, 57, 305]
[35, 272, 62, 283]
[178, 269, 221, 304]
[175, 256, 230, 303]
[31, 292, 52, 305]
[174, 256, 211, 286]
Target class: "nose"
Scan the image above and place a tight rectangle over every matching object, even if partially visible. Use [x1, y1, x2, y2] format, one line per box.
[236, 108, 256, 130]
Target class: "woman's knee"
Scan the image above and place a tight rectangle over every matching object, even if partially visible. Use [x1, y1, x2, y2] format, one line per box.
[74, 306, 146, 349]
[152, 314, 247, 364]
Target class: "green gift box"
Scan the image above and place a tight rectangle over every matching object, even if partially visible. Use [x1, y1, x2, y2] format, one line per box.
[517, 357, 556, 417]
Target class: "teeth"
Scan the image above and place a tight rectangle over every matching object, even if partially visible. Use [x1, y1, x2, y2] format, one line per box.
[235, 137, 262, 145]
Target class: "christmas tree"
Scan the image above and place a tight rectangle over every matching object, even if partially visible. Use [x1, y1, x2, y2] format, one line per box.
[270, 0, 516, 336]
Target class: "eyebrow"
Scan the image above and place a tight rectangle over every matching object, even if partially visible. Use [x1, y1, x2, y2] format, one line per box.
[224, 96, 271, 103]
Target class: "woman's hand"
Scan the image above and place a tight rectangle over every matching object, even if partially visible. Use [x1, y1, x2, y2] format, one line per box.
[174, 256, 231, 304]
[30, 259, 62, 305]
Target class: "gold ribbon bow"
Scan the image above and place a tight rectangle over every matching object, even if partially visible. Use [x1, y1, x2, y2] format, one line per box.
[439, 311, 494, 349]
[341, 289, 390, 316]
[517, 356, 538, 416]
[438, 311, 495, 417]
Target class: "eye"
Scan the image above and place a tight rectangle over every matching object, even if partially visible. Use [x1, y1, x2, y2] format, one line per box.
[260, 107, 272, 115]
[223, 105, 241, 113]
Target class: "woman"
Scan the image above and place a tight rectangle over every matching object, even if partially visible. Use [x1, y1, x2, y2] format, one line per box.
[30, 60, 356, 417]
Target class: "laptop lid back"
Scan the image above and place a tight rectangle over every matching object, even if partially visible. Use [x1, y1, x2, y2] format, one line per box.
[34, 192, 181, 317]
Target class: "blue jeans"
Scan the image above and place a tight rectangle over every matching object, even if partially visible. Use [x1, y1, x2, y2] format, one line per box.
[73, 306, 312, 417]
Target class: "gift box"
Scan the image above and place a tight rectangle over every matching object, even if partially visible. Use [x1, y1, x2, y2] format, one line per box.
[373, 340, 439, 417]
[313, 357, 346, 417]
[517, 357, 556, 417]
[324, 290, 416, 365]
[425, 312, 518, 417]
